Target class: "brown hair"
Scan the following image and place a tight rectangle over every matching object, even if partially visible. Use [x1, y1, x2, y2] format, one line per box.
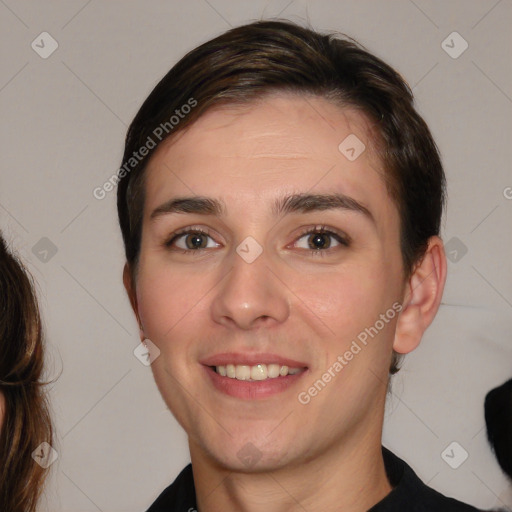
[117, 20, 446, 374]
[0, 234, 54, 512]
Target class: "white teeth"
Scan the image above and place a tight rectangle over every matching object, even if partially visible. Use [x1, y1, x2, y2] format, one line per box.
[214, 363, 303, 380]
[235, 365, 251, 380]
[226, 364, 236, 378]
[267, 364, 280, 378]
[251, 364, 267, 381]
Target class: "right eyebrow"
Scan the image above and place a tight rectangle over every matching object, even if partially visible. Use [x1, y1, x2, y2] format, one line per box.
[150, 196, 225, 219]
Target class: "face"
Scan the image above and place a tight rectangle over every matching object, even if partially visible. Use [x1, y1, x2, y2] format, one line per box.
[130, 94, 406, 471]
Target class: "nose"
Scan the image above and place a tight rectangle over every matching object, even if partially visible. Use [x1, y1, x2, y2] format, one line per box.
[210, 246, 290, 330]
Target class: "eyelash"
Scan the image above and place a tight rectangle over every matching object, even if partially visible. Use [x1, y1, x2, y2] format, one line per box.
[165, 225, 350, 258]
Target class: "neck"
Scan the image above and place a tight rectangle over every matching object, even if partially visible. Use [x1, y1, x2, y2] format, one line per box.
[190, 427, 392, 512]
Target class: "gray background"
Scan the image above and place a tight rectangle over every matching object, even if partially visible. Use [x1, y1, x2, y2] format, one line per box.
[1, 0, 511, 510]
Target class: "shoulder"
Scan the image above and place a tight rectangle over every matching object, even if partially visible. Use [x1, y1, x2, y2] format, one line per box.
[375, 447, 490, 512]
[145, 464, 196, 512]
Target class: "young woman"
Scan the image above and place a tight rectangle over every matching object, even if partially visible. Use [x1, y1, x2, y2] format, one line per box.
[117, 20, 486, 511]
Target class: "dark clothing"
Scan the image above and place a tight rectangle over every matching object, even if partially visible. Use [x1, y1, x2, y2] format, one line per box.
[146, 446, 485, 511]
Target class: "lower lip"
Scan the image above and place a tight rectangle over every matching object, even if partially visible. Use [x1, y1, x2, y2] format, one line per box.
[203, 365, 308, 399]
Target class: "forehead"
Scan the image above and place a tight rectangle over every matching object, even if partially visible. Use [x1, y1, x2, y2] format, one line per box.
[143, 94, 396, 228]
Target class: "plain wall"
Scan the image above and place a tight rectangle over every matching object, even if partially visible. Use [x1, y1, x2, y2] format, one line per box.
[0, 1, 511, 510]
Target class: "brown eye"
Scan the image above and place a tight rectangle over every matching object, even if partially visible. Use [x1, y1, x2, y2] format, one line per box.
[166, 229, 219, 252]
[307, 232, 333, 250]
[183, 233, 208, 249]
[294, 228, 348, 253]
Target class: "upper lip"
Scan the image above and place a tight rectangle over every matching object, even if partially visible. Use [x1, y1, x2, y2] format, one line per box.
[200, 352, 308, 368]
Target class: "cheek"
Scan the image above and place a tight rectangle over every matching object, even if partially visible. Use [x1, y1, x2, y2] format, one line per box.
[293, 262, 400, 378]
[135, 256, 215, 360]
[136, 264, 187, 344]
[298, 265, 389, 330]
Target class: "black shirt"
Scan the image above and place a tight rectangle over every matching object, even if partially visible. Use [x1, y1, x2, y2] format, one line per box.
[146, 447, 486, 511]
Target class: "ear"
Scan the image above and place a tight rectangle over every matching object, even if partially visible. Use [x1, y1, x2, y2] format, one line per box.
[393, 236, 447, 354]
[123, 263, 144, 341]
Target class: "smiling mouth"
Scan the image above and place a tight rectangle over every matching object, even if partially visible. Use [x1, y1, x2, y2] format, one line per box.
[211, 363, 306, 381]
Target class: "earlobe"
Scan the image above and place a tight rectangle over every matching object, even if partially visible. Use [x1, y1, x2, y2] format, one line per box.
[393, 236, 447, 354]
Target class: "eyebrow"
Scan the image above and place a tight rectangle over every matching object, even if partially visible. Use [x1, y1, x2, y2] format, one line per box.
[150, 193, 374, 222]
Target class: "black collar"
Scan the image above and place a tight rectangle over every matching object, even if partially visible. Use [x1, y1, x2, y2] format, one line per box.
[146, 446, 483, 511]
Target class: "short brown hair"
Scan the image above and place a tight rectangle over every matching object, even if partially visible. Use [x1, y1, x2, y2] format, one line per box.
[117, 20, 446, 374]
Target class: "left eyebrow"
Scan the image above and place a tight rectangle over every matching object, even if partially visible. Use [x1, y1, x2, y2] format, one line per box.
[150, 192, 374, 223]
[273, 192, 373, 222]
